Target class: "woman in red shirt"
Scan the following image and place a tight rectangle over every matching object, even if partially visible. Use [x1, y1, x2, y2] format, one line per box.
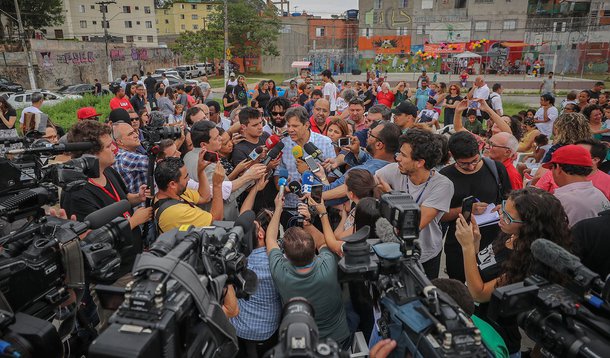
[376, 82, 395, 108]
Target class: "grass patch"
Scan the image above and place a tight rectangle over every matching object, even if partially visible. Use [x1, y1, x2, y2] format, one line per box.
[17, 94, 112, 132]
[439, 101, 531, 124]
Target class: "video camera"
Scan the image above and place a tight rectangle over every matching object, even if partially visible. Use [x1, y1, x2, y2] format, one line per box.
[89, 211, 259, 358]
[339, 191, 490, 358]
[489, 238, 610, 357]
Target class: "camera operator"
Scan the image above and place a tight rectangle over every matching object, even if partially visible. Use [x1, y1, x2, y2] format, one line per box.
[111, 120, 148, 195]
[265, 193, 351, 351]
[454, 187, 572, 356]
[153, 154, 223, 233]
[375, 129, 454, 279]
[230, 209, 282, 357]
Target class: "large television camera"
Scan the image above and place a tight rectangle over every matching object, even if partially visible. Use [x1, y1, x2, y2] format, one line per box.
[339, 191, 490, 358]
[489, 238, 610, 357]
[89, 211, 259, 358]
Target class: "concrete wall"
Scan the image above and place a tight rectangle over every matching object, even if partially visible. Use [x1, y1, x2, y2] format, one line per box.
[0, 40, 177, 90]
[261, 16, 310, 74]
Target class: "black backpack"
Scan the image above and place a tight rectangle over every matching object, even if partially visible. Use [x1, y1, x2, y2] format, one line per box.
[481, 93, 499, 120]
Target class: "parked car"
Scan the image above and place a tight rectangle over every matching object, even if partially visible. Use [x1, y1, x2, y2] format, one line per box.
[0, 92, 15, 100]
[195, 63, 215, 76]
[58, 84, 110, 96]
[0, 76, 24, 92]
[154, 68, 172, 75]
[7, 90, 82, 109]
[218, 60, 240, 75]
[144, 75, 184, 89]
[174, 65, 200, 79]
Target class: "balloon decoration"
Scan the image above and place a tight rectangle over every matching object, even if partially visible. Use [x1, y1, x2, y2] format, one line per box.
[469, 39, 490, 51]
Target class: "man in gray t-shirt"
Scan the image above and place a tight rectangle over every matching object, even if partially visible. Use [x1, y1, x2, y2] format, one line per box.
[540, 72, 556, 95]
[375, 130, 454, 279]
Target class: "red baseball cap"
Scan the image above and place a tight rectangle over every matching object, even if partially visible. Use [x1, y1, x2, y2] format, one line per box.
[77, 107, 102, 120]
[542, 144, 593, 169]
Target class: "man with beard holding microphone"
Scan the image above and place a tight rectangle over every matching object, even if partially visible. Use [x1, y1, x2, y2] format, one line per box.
[374, 129, 454, 279]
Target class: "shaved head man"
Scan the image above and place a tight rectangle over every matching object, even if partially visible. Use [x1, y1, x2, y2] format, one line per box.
[310, 98, 331, 134]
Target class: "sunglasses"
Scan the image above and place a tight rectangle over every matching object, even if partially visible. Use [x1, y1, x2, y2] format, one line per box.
[271, 111, 285, 117]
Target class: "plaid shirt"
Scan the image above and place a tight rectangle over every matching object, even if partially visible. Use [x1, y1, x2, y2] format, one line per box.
[230, 247, 282, 340]
[278, 130, 335, 207]
[113, 148, 148, 194]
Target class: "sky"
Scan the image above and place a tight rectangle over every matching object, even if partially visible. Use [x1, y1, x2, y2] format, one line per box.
[282, 0, 359, 17]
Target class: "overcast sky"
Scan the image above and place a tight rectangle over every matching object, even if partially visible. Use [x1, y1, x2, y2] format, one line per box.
[284, 0, 359, 17]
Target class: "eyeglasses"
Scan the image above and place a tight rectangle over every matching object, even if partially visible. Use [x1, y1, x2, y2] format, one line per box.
[369, 132, 383, 144]
[500, 200, 525, 225]
[271, 111, 285, 117]
[485, 140, 511, 150]
[455, 156, 482, 169]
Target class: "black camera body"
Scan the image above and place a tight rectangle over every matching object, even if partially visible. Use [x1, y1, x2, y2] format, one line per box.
[340, 192, 489, 358]
[0, 310, 63, 358]
[90, 218, 258, 358]
[140, 125, 182, 149]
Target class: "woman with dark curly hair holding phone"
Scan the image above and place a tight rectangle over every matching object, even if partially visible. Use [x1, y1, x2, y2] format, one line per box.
[455, 187, 572, 357]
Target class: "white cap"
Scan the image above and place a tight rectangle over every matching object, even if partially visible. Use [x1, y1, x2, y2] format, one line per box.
[229, 72, 235, 77]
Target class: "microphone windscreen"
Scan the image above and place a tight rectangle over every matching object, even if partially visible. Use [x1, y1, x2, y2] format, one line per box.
[265, 134, 281, 149]
[277, 168, 289, 179]
[288, 181, 302, 196]
[292, 145, 303, 159]
[85, 200, 131, 229]
[375, 217, 400, 243]
[278, 177, 287, 187]
[531, 238, 580, 274]
[301, 171, 314, 193]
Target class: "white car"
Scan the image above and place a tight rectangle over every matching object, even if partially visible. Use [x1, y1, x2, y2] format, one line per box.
[7, 90, 82, 109]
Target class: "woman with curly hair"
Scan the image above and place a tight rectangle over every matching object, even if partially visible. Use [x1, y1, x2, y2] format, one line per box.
[455, 187, 571, 356]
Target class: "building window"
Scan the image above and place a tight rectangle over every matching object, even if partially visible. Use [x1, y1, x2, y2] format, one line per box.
[103, 21, 109, 28]
[416, 25, 427, 34]
[474, 0, 493, 3]
[165, 19, 169, 24]
[80, 20, 87, 28]
[455, 0, 467, 8]
[373, 0, 382, 9]
[135, 6, 139, 10]
[399, 0, 408, 8]
[553, 21, 566, 32]
[126, 35, 134, 42]
[316, 27, 325, 37]
[54, 29, 64, 38]
[192, 4, 197, 9]
[145, 21, 152, 28]
[180, 4, 184, 9]
[193, 24, 199, 30]
[144, 6, 151, 14]
[147, 35, 154, 43]
[181, 24, 186, 30]
[362, 28, 373, 37]
[90, 5, 95, 9]
[164, 10, 168, 15]
[125, 21, 133, 28]
[82, 36, 89, 41]
[92, 20, 97, 25]
[422, 0, 433, 9]
[207, 5, 213, 10]
[79, 4, 86, 13]
[155, 19, 158, 24]
[503, 20, 516, 30]
[474, 21, 488, 31]
[192, 14, 198, 20]
[136, 21, 140, 25]
[180, 14, 185, 19]
[396, 26, 407, 35]
[138, 36, 142, 40]
[123, 6, 131, 13]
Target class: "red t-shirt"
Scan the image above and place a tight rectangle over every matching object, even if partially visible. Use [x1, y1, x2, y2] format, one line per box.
[376, 91, 395, 108]
[536, 168, 610, 200]
[109, 97, 134, 111]
[309, 116, 329, 135]
[503, 158, 523, 191]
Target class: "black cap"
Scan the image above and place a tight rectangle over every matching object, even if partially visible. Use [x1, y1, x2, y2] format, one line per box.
[391, 101, 418, 116]
[427, 98, 437, 106]
[108, 108, 131, 123]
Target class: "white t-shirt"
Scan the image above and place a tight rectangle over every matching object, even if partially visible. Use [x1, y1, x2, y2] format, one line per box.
[19, 106, 43, 124]
[490, 92, 503, 116]
[472, 84, 490, 116]
[534, 106, 558, 137]
[417, 109, 439, 123]
[227, 79, 238, 87]
[323, 82, 338, 112]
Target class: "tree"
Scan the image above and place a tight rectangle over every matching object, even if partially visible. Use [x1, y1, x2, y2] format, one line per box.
[170, 30, 224, 63]
[0, 0, 64, 39]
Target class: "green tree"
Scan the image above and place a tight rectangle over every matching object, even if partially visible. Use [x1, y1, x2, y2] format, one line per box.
[0, 0, 64, 39]
[170, 30, 224, 63]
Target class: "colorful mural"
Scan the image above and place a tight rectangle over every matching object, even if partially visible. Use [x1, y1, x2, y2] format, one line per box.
[358, 35, 411, 54]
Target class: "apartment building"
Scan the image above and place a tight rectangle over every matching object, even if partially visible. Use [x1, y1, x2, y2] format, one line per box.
[156, 0, 218, 45]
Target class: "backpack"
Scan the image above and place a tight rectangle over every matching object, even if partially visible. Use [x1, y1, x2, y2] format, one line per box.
[153, 198, 182, 235]
[481, 93, 499, 120]
[482, 157, 504, 204]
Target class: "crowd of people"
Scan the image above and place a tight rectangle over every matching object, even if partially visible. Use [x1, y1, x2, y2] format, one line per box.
[2, 68, 610, 358]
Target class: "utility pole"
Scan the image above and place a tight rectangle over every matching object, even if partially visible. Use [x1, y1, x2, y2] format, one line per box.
[223, 0, 229, 86]
[97, 1, 116, 83]
[14, 0, 37, 89]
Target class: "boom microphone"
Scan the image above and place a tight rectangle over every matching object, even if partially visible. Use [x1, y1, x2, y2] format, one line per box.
[375, 217, 400, 243]
[7, 142, 95, 155]
[531, 238, 604, 293]
[303, 142, 342, 177]
[84, 200, 132, 230]
[262, 142, 284, 166]
[219, 210, 256, 258]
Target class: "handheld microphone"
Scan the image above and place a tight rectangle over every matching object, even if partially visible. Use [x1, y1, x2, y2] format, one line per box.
[265, 134, 281, 150]
[292, 145, 303, 160]
[278, 177, 287, 200]
[301, 171, 314, 193]
[84, 200, 132, 230]
[219, 210, 256, 258]
[8, 142, 95, 155]
[288, 181, 302, 197]
[303, 142, 342, 177]
[247, 146, 264, 161]
[262, 141, 284, 166]
[531, 238, 604, 293]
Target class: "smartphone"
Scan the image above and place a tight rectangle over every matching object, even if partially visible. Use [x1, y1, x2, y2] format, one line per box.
[304, 155, 320, 173]
[461, 196, 476, 223]
[338, 137, 351, 147]
[311, 184, 323, 203]
[468, 100, 479, 109]
[203, 151, 219, 163]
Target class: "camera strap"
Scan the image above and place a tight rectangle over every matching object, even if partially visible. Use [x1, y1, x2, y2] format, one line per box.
[133, 254, 238, 348]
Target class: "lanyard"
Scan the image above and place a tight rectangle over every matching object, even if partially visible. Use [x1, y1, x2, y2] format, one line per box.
[406, 171, 433, 205]
[88, 178, 131, 219]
